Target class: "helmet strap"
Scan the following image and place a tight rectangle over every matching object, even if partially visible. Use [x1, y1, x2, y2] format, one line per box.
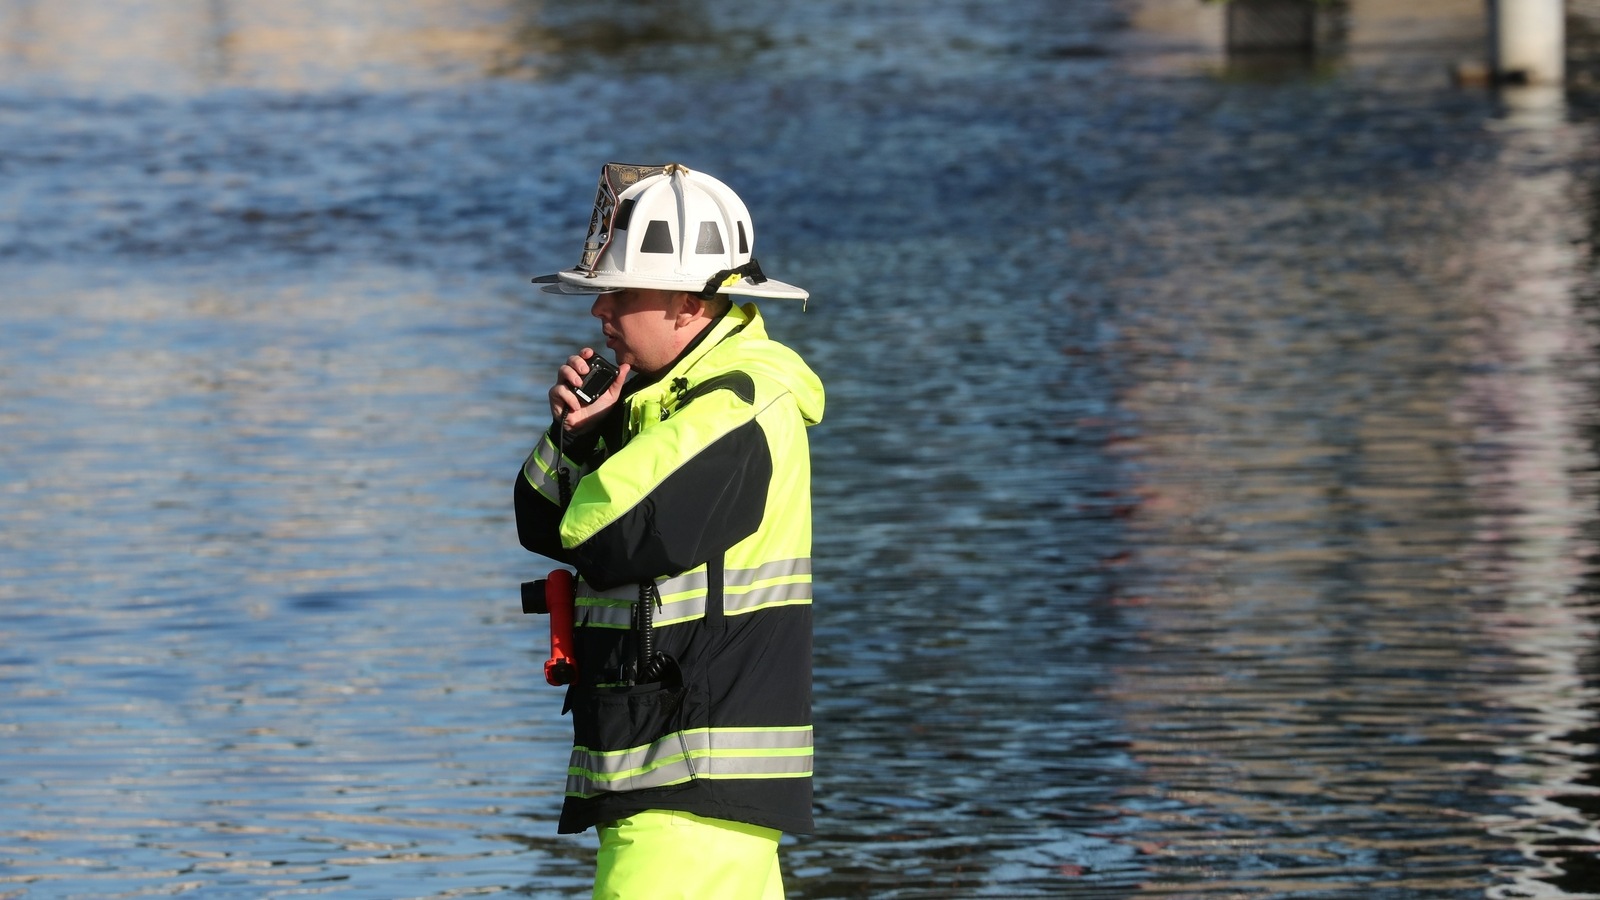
[698, 259, 768, 299]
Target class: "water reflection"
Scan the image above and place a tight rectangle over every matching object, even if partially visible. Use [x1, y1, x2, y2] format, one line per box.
[0, 0, 516, 91]
[6, 0, 1600, 897]
[1098, 81, 1600, 895]
[1126, 0, 1485, 78]
[0, 0, 786, 91]
[0, 0, 1501, 96]
[1472, 90, 1600, 899]
[490, 0, 777, 79]
[0, 268, 598, 896]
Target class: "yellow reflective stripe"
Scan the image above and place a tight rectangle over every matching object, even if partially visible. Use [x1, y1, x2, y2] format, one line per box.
[649, 585, 706, 625]
[521, 433, 571, 503]
[656, 573, 710, 625]
[574, 595, 633, 630]
[573, 559, 812, 629]
[730, 557, 811, 586]
[572, 569, 706, 629]
[725, 578, 811, 616]
[566, 727, 814, 798]
[576, 725, 812, 760]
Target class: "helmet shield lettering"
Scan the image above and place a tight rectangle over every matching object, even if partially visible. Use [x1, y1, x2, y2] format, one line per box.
[578, 163, 667, 274]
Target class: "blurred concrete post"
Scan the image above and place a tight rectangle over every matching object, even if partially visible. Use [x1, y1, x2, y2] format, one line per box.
[1489, 0, 1565, 84]
[1222, 0, 1346, 59]
[1226, 0, 1314, 52]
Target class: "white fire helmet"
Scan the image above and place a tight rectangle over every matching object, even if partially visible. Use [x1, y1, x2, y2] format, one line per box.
[534, 163, 808, 302]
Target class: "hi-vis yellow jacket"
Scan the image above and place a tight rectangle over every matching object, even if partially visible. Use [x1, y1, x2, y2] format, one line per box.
[515, 302, 824, 835]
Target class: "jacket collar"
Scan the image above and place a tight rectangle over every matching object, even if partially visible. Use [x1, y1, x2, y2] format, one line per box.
[620, 303, 755, 402]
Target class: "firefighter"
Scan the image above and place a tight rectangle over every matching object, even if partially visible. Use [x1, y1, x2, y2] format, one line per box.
[515, 163, 823, 899]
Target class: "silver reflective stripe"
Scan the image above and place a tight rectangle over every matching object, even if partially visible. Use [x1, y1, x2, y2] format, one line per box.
[572, 580, 640, 630]
[570, 574, 703, 630]
[566, 726, 813, 798]
[718, 557, 813, 619]
[574, 558, 813, 630]
[574, 596, 633, 629]
[521, 434, 570, 503]
[730, 557, 811, 588]
[724, 579, 811, 615]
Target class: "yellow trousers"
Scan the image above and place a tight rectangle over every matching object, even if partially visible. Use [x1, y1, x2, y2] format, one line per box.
[593, 810, 785, 900]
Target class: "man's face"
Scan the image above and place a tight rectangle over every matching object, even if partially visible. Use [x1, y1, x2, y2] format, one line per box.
[590, 288, 684, 374]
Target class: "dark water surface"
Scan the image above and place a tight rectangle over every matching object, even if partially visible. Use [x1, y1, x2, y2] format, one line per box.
[6, 1, 1600, 897]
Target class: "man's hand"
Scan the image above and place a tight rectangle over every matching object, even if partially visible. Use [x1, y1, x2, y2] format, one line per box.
[549, 350, 630, 434]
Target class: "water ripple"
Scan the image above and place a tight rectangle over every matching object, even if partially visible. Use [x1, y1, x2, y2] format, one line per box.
[6, 0, 1600, 897]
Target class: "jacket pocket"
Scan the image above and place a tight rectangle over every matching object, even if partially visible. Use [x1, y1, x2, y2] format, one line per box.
[569, 656, 686, 753]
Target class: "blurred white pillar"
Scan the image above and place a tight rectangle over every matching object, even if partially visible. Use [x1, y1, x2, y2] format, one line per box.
[1490, 0, 1566, 85]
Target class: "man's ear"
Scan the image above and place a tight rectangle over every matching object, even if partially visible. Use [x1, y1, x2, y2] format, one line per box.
[673, 292, 706, 328]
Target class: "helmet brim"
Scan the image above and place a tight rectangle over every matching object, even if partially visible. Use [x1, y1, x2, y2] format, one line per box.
[532, 271, 808, 301]
[532, 273, 622, 295]
[714, 277, 809, 301]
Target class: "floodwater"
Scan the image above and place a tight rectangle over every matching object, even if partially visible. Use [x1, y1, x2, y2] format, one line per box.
[5, 0, 1600, 897]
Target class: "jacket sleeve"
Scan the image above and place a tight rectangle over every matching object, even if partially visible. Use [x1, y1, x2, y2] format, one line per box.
[561, 378, 773, 590]
[514, 421, 606, 564]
